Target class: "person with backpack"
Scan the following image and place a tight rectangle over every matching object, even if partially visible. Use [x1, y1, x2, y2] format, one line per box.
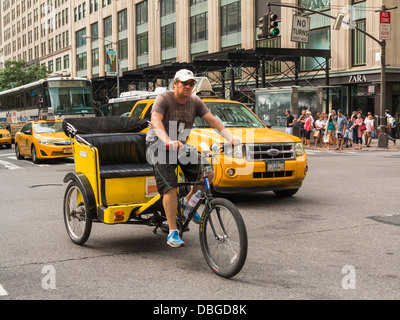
[385, 109, 397, 144]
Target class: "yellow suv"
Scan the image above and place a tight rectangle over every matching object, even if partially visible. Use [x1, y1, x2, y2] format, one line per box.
[127, 86, 308, 196]
[15, 119, 72, 163]
[0, 123, 12, 149]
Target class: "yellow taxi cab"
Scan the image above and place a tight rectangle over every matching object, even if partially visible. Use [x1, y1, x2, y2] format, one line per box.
[127, 79, 308, 196]
[0, 123, 12, 149]
[15, 119, 72, 163]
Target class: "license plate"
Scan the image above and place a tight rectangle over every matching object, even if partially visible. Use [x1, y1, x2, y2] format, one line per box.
[266, 160, 285, 172]
[63, 148, 72, 154]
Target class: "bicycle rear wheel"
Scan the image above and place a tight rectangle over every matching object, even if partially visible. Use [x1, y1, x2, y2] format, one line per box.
[199, 198, 247, 278]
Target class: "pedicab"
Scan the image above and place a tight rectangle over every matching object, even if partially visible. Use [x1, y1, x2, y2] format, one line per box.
[62, 116, 247, 278]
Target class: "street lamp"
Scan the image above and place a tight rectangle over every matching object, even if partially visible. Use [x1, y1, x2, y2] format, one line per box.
[83, 34, 120, 97]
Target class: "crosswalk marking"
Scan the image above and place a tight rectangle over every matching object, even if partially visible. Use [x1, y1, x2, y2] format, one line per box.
[0, 159, 20, 170]
[0, 284, 8, 296]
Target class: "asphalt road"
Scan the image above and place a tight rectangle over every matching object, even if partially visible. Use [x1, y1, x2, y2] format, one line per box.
[1, 146, 400, 303]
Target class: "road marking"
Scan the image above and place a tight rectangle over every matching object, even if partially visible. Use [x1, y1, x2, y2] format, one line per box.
[0, 159, 20, 170]
[0, 153, 15, 157]
[0, 284, 8, 296]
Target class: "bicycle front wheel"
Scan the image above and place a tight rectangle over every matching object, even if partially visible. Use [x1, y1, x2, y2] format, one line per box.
[199, 198, 247, 278]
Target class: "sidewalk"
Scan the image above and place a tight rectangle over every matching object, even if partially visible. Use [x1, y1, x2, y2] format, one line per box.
[271, 127, 399, 152]
[306, 138, 399, 152]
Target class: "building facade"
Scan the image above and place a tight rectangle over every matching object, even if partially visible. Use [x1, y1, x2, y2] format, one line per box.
[1, 0, 399, 120]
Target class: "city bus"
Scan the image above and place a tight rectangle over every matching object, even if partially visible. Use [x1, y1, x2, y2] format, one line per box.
[0, 77, 95, 121]
[0, 77, 96, 141]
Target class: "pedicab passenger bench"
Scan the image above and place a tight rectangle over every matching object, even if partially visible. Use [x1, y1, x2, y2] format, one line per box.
[63, 117, 157, 223]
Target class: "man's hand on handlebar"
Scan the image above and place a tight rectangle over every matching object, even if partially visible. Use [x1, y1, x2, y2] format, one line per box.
[229, 137, 242, 147]
[166, 140, 184, 150]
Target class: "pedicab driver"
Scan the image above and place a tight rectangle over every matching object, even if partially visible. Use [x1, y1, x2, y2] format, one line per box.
[146, 69, 240, 247]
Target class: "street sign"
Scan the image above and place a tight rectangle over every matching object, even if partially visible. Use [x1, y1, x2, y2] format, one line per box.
[379, 11, 391, 40]
[291, 15, 310, 43]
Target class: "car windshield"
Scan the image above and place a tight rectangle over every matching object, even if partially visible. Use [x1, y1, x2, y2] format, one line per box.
[34, 122, 63, 133]
[194, 102, 265, 128]
[0, 123, 5, 129]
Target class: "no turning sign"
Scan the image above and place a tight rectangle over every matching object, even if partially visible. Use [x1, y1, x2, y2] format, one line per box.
[291, 15, 310, 43]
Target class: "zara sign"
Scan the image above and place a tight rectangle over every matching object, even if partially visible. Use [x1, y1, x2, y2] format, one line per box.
[348, 75, 367, 83]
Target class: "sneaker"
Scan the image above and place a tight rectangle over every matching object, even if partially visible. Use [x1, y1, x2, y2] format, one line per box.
[167, 230, 184, 248]
[181, 197, 201, 224]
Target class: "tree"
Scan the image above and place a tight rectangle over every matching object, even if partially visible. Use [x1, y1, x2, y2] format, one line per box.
[0, 60, 49, 91]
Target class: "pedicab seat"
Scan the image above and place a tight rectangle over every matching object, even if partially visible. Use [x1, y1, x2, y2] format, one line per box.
[63, 117, 153, 179]
[81, 133, 154, 179]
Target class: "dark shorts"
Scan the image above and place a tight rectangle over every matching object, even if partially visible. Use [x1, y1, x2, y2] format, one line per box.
[153, 161, 201, 196]
[146, 141, 201, 197]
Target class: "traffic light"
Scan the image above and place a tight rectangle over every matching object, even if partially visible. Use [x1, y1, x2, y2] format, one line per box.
[268, 12, 280, 38]
[257, 14, 269, 39]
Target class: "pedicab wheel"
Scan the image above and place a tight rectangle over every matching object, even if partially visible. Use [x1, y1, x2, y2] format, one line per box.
[199, 198, 247, 278]
[63, 180, 92, 245]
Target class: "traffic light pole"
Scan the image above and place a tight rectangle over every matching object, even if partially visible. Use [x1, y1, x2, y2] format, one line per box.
[267, 2, 397, 148]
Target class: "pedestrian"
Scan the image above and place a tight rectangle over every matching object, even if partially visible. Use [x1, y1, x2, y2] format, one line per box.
[336, 109, 347, 151]
[313, 115, 326, 147]
[326, 112, 337, 150]
[304, 111, 313, 148]
[297, 110, 307, 145]
[344, 115, 353, 148]
[285, 110, 295, 135]
[146, 69, 240, 247]
[352, 112, 364, 150]
[350, 111, 358, 145]
[364, 114, 375, 147]
[385, 109, 397, 143]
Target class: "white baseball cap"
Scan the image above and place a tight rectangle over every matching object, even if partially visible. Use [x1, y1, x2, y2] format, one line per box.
[174, 69, 196, 82]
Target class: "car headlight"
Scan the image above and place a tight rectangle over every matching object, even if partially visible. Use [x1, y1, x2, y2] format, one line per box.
[38, 140, 52, 145]
[294, 142, 305, 156]
[223, 143, 244, 158]
[3, 134, 11, 137]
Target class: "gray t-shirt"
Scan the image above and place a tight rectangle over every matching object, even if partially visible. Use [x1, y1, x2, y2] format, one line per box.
[146, 91, 210, 143]
[337, 116, 347, 132]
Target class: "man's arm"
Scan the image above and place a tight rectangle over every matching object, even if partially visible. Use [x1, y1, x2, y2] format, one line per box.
[202, 112, 241, 146]
[150, 111, 183, 150]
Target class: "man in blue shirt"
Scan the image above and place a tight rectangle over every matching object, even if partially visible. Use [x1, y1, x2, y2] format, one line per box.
[336, 109, 347, 151]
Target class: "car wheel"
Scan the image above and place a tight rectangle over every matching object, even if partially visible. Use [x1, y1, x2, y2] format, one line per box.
[15, 144, 24, 160]
[31, 145, 40, 164]
[6, 144, 11, 149]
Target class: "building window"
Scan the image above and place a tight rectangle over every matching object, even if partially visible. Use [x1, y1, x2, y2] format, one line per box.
[63, 55, 69, 69]
[104, 16, 112, 37]
[118, 38, 128, 59]
[221, 1, 241, 36]
[300, 27, 330, 71]
[76, 28, 86, 48]
[136, 1, 148, 25]
[76, 52, 87, 71]
[137, 32, 148, 56]
[298, 0, 331, 11]
[118, 9, 127, 32]
[48, 60, 53, 72]
[190, 0, 207, 5]
[352, 20, 366, 66]
[161, 0, 175, 17]
[92, 48, 99, 67]
[56, 57, 61, 71]
[191, 12, 207, 43]
[91, 22, 98, 40]
[161, 23, 176, 50]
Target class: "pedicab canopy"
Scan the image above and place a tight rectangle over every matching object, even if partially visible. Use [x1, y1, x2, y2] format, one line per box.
[62, 116, 148, 137]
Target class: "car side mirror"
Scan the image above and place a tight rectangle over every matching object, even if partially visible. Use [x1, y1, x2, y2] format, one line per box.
[24, 130, 32, 135]
[263, 120, 272, 129]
